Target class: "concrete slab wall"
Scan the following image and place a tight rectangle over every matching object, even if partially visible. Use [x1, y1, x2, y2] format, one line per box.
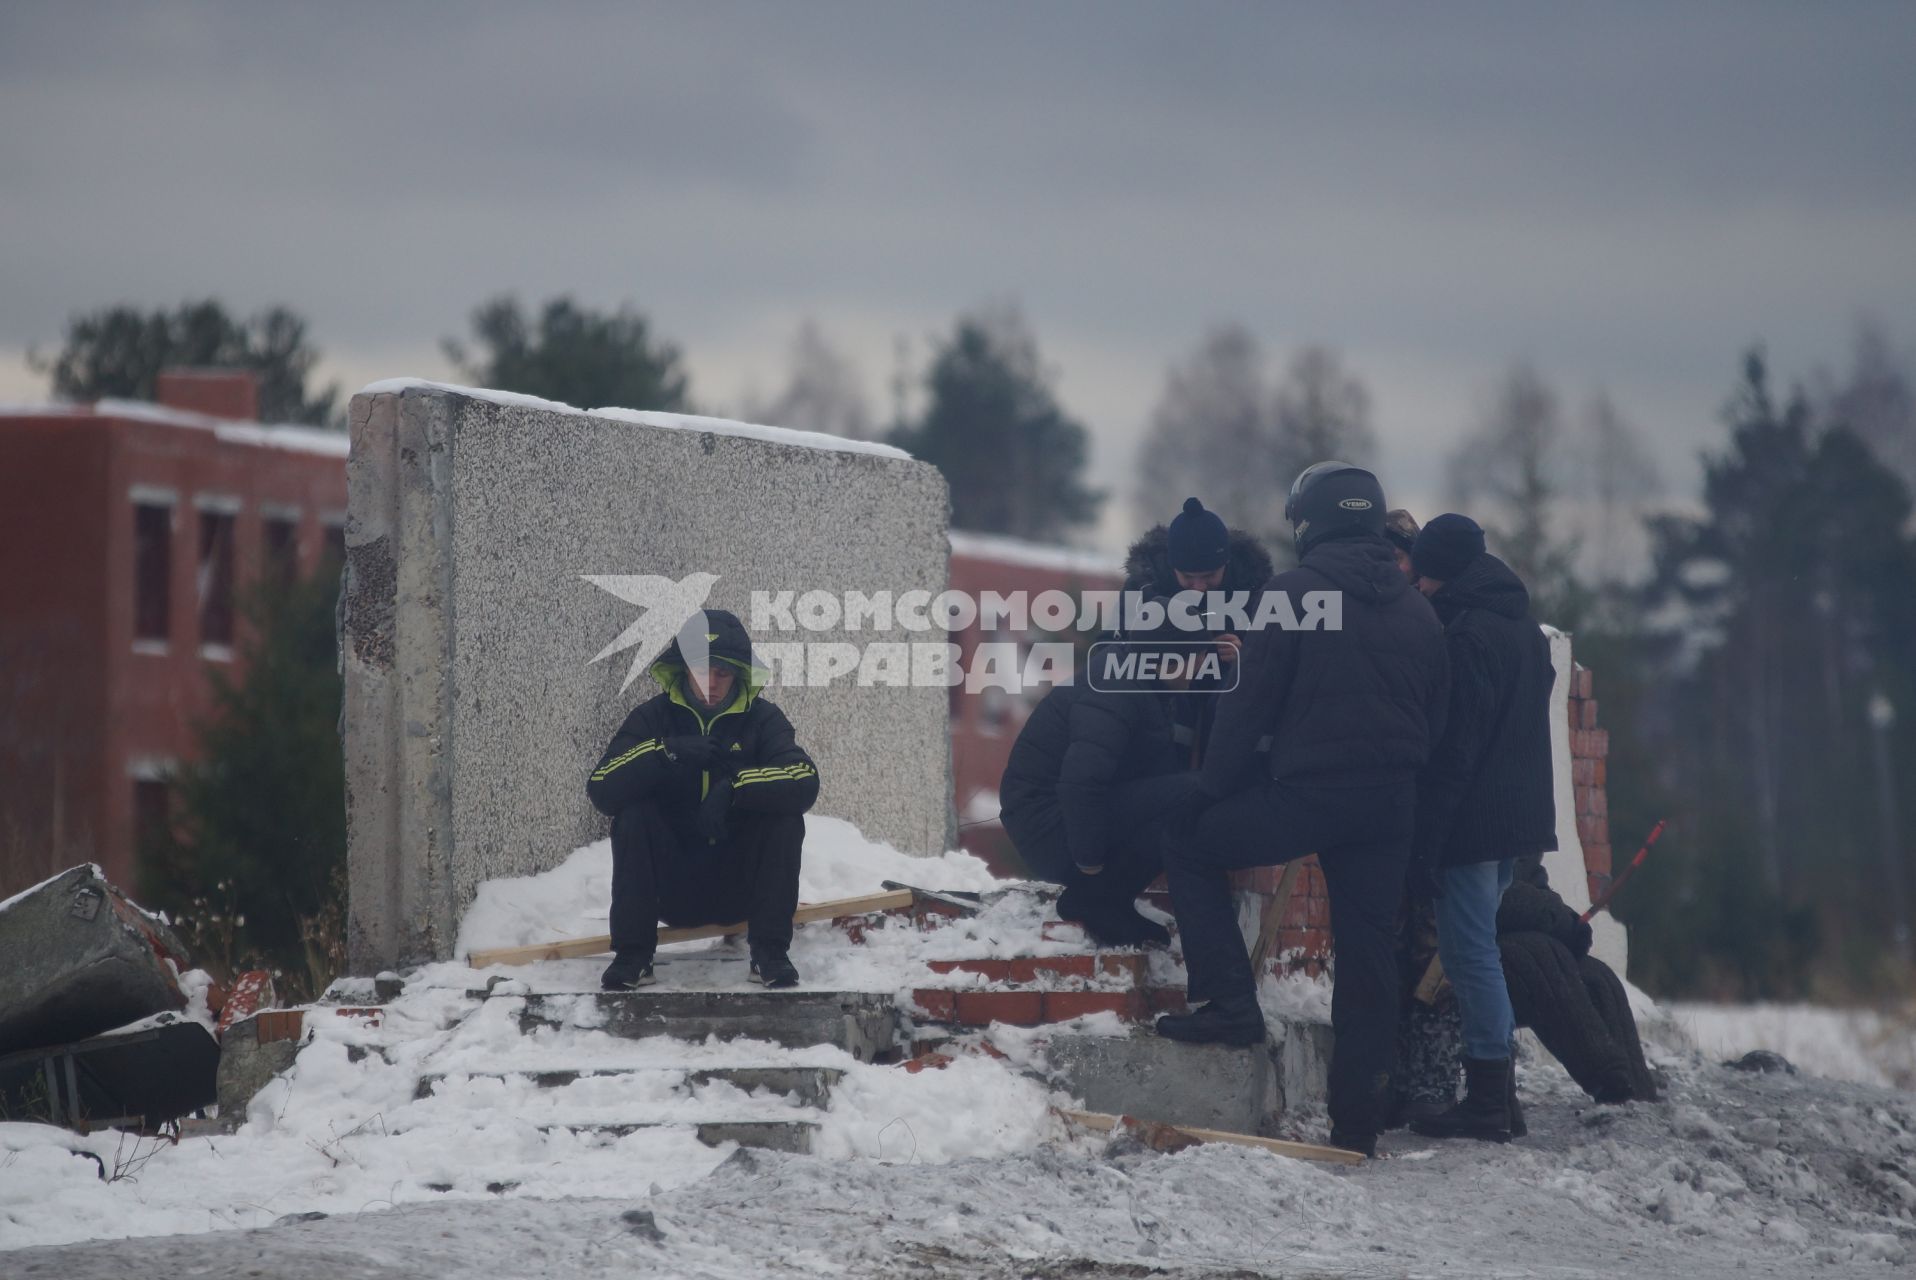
[343, 383, 953, 969]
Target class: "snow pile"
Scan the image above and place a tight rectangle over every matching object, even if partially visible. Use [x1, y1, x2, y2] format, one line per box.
[456, 814, 999, 959]
[1668, 1000, 1916, 1090]
[0, 965, 1061, 1253]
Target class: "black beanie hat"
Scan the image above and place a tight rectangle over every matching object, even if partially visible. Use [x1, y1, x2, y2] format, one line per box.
[1411, 513, 1487, 582]
[1166, 497, 1230, 572]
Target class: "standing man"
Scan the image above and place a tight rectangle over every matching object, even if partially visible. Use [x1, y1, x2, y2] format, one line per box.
[1156, 462, 1449, 1158]
[586, 610, 820, 991]
[1405, 515, 1558, 1143]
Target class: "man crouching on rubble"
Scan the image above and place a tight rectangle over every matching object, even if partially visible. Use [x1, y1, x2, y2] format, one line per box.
[587, 610, 819, 991]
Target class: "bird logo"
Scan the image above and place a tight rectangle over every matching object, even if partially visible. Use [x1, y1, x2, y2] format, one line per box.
[581, 571, 721, 692]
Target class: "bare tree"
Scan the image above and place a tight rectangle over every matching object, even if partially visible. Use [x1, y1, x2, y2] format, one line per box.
[1134, 325, 1279, 536]
[750, 319, 873, 439]
[1272, 345, 1379, 485]
[1447, 363, 1586, 623]
[1580, 391, 1662, 585]
[1818, 315, 1915, 493]
[1135, 332, 1377, 546]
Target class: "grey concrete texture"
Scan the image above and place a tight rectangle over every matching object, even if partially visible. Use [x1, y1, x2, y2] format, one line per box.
[1046, 1019, 1334, 1137]
[343, 384, 953, 969]
[0, 865, 188, 1053]
[214, 1015, 300, 1130]
[518, 989, 898, 1062]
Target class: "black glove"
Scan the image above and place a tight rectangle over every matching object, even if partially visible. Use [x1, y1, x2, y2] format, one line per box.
[697, 777, 734, 844]
[663, 735, 720, 767]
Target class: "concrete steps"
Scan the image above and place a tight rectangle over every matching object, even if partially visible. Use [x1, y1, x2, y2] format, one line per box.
[518, 990, 897, 1062]
[413, 1064, 843, 1108]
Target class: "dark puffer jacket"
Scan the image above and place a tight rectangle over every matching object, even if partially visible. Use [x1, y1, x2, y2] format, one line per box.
[1123, 524, 1275, 600]
[1498, 876, 1658, 1103]
[1202, 532, 1450, 797]
[1415, 553, 1558, 868]
[586, 610, 819, 826]
[1000, 678, 1189, 876]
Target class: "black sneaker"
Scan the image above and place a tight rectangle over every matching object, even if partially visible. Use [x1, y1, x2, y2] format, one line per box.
[749, 950, 800, 989]
[601, 951, 656, 991]
[1154, 995, 1265, 1046]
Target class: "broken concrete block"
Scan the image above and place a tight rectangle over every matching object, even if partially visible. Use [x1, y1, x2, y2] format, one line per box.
[215, 1011, 302, 1129]
[1047, 1030, 1282, 1136]
[1046, 1018, 1335, 1136]
[0, 865, 190, 1054]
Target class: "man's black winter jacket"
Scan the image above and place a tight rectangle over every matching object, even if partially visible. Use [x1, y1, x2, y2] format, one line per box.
[1000, 677, 1191, 872]
[1202, 533, 1449, 798]
[1415, 553, 1558, 868]
[586, 615, 819, 824]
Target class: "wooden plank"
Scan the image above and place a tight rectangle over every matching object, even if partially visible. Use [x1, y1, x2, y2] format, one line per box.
[1247, 859, 1305, 977]
[1413, 955, 1446, 1006]
[1054, 1107, 1363, 1166]
[465, 889, 915, 968]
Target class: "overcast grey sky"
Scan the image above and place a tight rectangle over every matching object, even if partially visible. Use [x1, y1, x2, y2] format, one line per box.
[4, 2, 1913, 547]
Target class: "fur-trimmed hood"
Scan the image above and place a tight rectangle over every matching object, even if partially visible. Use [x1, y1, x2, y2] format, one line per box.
[1122, 524, 1276, 596]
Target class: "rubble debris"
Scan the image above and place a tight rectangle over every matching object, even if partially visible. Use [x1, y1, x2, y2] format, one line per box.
[0, 865, 192, 1054]
[0, 1012, 218, 1130]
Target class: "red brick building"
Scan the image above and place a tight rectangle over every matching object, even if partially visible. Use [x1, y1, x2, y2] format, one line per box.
[945, 531, 1126, 873]
[0, 373, 349, 896]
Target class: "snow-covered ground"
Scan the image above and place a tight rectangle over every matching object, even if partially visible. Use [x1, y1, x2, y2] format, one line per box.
[5, 820, 1916, 1275]
[1670, 1001, 1916, 1092]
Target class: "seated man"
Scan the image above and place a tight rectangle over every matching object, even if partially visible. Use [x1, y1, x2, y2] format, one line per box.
[998, 601, 1202, 947]
[586, 609, 819, 991]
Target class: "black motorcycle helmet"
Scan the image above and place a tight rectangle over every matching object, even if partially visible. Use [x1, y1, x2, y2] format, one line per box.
[1284, 461, 1388, 553]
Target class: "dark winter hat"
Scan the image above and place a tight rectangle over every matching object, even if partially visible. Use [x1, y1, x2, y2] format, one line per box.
[1284, 461, 1387, 553]
[1166, 497, 1230, 572]
[1411, 513, 1487, 582]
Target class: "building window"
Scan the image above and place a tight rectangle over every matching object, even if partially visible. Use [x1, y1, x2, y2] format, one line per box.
[133, 778, 171, 853]
[134, 502, 172, 644]
[198, 511, 237, 649]
[264, 515, 300, 584]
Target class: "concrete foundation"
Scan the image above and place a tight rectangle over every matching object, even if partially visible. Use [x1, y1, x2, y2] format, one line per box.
[1046, 1019, 1333, 1137]
[342, 383, 952, 969]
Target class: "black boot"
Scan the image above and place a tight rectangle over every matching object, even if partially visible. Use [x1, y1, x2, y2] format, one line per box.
[1383, 1092, 1452, 1132]
[1155, 994, 1264, 1046]
[601, 951, 656, 991]
[1328, 1129, 1377, 1158]
[749, 947, 800, 989]
[1409, 1056, 1512, 1142]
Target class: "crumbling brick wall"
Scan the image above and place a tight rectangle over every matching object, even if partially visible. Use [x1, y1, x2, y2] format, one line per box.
[1207, 660, 1617, 980]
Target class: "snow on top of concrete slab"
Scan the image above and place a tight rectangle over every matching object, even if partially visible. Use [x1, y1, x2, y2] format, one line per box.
[948, 529, 1123, 577]
[357, 378, 910, 461]
[0, 399, 349, 458]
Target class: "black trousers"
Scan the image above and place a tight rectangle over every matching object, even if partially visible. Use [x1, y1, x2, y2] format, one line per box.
[1164, 780, 1414, 1138]
[1002, 772, 1201, 904]
[609, 799, 803, 958]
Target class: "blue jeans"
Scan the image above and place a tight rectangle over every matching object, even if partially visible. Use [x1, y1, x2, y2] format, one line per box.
[1434, 859, 1516, 1060]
